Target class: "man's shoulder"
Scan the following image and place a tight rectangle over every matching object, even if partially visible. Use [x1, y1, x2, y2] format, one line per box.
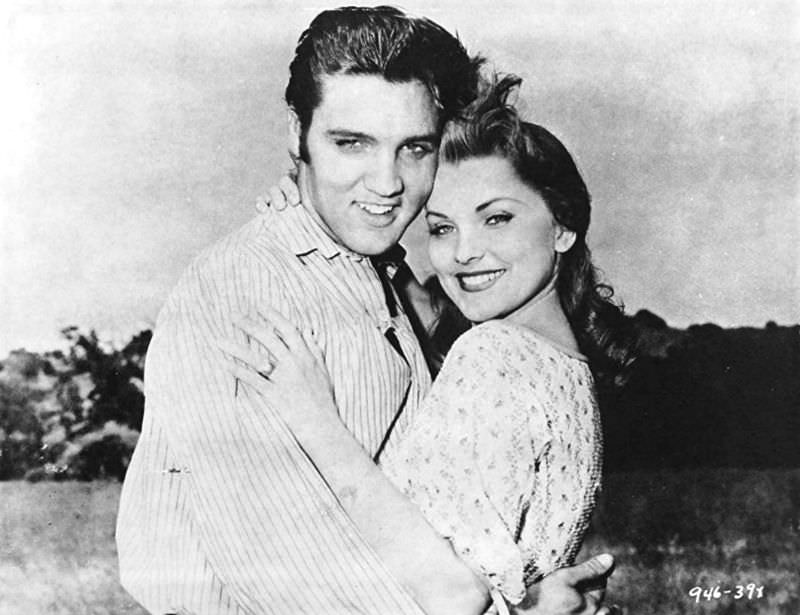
[191, 213, 293, 273]
[162, 213, 299, 309]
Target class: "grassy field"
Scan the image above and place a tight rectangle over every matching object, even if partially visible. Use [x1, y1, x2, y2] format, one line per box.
[1, 470, 798, 614]
[0, 481, 146, 615]
[584, 470, 800, 615]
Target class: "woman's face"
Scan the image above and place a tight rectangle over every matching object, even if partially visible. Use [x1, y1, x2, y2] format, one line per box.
[425, 155, 574, 323]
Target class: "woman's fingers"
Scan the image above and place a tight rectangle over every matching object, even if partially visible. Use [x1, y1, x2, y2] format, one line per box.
[255, 173, 300, 214]
[255, 194, 269, 214]
[257, 307, 306, 351]
[278, 174, 301, 206]
[236, 307, 322, 371]
[235, 315, 291, 359]
[300, 329, 325, 364]
[229, 364, 272, 394]
[219, 339, 274, 376]
[268, 184, 289, 212]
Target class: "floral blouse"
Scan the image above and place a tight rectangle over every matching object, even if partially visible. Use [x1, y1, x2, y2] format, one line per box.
[381, 319, 603, 610]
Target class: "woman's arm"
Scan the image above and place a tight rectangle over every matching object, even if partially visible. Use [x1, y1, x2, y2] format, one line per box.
[297, 409, 491, 615]
[227, 310, 615, 615]
[227, 308, 491, 615]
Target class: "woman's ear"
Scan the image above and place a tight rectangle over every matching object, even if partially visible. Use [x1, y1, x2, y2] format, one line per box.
[287, 108, 302, 161]
[554, 226, 577, 253]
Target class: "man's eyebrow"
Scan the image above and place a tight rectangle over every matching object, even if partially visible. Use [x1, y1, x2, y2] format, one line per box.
[402, 132, 440, 145]
[325, 129, 376, 142]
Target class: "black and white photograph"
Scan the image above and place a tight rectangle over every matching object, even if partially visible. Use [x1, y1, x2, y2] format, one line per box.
[1, 1, 798, 614]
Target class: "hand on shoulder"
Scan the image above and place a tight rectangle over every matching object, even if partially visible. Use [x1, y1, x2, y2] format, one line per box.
[255, 173, 301, 214]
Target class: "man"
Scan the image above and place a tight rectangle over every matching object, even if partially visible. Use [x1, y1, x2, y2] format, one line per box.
[117, 7, 616, 614]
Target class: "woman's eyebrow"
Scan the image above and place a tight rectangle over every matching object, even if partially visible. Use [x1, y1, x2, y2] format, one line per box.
[426, 196, 528, 220]
[426, 197, 520, 218]
[475, 197, 524, 211]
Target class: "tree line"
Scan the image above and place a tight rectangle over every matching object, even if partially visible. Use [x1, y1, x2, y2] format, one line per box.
[1, 312, 797, 480]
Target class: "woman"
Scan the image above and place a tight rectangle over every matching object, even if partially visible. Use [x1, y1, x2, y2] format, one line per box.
[229, 76, 633, 614]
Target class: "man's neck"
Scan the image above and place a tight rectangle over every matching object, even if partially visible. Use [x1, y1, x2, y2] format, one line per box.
[296, 165, 341, 245]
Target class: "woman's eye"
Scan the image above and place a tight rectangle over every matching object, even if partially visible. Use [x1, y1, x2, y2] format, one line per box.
[486, 213, 512, 226]
[428, 224, 453, 237]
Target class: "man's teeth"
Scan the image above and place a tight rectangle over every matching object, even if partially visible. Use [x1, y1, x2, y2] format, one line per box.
[358, 202, 393, 215]
[462, 271, 504, 285]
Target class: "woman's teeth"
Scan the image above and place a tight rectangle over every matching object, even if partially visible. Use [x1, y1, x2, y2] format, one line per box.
[458, 270, 505, 290]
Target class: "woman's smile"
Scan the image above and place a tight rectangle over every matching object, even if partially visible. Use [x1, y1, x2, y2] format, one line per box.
[455, 269, 506, 292]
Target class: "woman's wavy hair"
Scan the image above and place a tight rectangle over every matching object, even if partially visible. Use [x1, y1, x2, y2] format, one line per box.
[429, 75, 636, 389]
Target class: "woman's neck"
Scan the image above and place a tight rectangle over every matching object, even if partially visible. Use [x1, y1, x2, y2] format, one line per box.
[502, 276, 580, 353]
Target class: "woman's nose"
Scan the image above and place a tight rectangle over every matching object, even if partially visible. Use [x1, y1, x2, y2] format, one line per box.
[454, 232, 485, 265]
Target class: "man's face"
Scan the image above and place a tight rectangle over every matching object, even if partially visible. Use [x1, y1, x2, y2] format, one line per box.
[292, 73, 440, 256]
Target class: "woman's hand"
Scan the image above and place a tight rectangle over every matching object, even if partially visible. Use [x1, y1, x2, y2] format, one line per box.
[255, 174, 301, 213]
[221, 307, 339, 437]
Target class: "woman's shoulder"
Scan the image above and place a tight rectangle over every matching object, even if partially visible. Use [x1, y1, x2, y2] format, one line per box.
[448, 318, 537, 349]
[440, 320, 517, 369]
[437, 321, 593, 402]
[449, 320, 586, 365]
[437, 320, 549, 387]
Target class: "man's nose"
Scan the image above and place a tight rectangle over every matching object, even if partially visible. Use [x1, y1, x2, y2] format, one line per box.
[364, 151, 403, 197]
[454, 231, 485, 265]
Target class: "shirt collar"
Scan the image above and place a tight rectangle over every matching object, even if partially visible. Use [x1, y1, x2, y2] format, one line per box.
[278, 204, 355, 260]
[275, 204, 407, 269]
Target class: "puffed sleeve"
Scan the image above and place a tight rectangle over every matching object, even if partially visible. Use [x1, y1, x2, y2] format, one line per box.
[382, 322, 547, 606]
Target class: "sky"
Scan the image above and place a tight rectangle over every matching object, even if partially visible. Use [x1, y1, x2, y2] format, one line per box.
[1, 0, 798, 356]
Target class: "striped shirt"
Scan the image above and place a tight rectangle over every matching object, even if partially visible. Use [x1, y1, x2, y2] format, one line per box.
[116, 204, 432, 614]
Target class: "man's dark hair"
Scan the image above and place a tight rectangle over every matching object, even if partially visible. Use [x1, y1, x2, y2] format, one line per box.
[286, 5, 483, 161]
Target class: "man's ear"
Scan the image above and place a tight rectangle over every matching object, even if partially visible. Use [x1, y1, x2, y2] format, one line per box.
[287, 108, 301, 160]
[555, 226, 577, 253]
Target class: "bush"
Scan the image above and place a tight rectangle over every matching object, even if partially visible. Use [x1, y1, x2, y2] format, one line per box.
[0, 327, 150, 481]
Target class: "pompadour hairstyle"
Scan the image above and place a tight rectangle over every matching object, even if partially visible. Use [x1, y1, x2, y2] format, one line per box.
[285, 5, 483, 161]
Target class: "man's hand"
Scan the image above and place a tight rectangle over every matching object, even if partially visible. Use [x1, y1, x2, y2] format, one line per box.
[513, 553, 620, 615]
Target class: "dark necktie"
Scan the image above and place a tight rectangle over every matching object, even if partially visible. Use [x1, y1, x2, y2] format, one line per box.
[370, 256, 407, 362]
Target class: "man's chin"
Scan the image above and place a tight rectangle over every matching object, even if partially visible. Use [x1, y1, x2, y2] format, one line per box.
[343, 231, 404, 257]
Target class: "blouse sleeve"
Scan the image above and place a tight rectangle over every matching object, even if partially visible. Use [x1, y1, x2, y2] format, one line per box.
[382, 323, 547, 606]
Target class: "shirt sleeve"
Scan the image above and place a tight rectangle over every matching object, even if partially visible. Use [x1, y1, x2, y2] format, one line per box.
[382, 323, 545, 606]
[135, 243, 423, 614]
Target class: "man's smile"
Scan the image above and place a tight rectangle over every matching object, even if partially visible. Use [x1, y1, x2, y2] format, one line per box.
[353, 200, 404, 228]
[355, 201, 399, 215]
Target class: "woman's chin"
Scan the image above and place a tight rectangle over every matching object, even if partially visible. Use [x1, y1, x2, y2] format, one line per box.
[456, 304, 503, 324]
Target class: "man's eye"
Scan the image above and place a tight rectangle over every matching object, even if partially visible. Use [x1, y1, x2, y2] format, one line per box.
[402, 143, 434, 159]
[428, 224, 453, 237]
[336, 139, 364, 151]
[486, 213, 512, 226]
